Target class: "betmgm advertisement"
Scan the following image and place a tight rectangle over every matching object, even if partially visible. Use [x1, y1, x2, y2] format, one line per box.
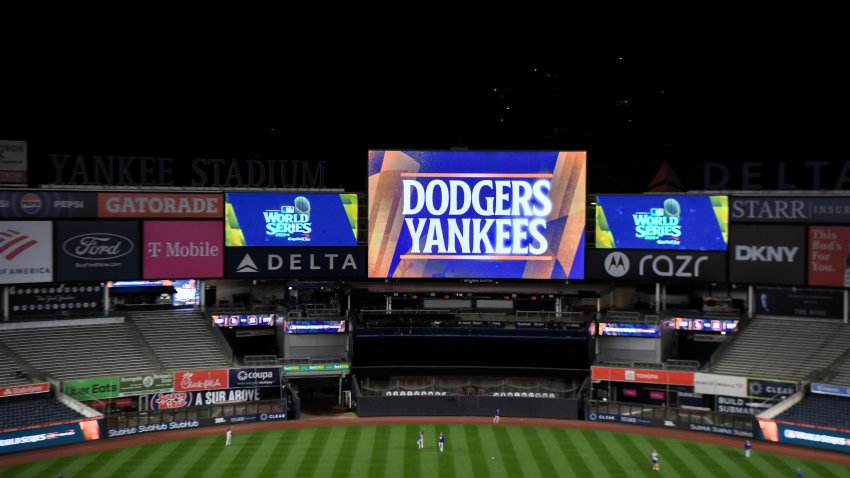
[595, 196, 728, 250]
[225, 193, 358, 247]
[368, 151, 586, 279]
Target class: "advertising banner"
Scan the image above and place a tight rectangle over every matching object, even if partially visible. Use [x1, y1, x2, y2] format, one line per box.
[63, 376, 120, 400]
[595, 195, 728, 250]
[591, 366, 694, 386]
[225, 246, 365, 279]
[0, 419, 101, 454]
[673, 318, 739, 333]
[694, 373, 747, 397]
[98, 193, 224, 218]
[149, 388, 276, 409]
[0, 383, 50, 398]
[0, 190, 97, 218]
[746, 377, 797, 400]
[368, 150, 586, 279]
[586, 412, 654, 426]
[105, 413, 285, 438]
[811, 383, 850, 398]
[755, 287, 844, 319]
[119, 373, 174, 396]
[284, 320, 346, 334]
[715, 395, 773, 415]
[758, 419, 850, 454]
[728, 225, 805, 285]
[143, 221, 223, 279]
[173, 369, 229, 392]
[228, 368, 281, 388]
[282, 363, 350, 373]
[586, 250, 726, 282]
[212, 314, 276, 327]
[0, 140, 27, 184]
[808, 226, 850, 287]
[55, 221, 141, 281]
[732, 196, 850, 224]
[597, 323, 659, 337]
[0, 221, 53, 284]
[8, 283, 101, 315]
[225, 193, 357, 246]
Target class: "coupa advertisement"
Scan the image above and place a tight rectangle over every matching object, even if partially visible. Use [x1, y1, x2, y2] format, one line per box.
[225, 193, 358, 246]
[595, 195, 728, 251]
[368, 150, 586, 279]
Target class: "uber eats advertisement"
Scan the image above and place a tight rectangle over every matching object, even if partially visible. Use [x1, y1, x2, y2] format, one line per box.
[595, 195, 728, 251]
[225, 193, 357, 247]
[368, 151, 586, 279]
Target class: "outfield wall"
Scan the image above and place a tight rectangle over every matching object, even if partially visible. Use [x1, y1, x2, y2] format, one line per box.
[357, 396, 579, 419]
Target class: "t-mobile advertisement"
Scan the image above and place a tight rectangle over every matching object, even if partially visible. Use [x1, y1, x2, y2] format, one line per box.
[143, 221, 224, 279]
[808, 226, 850, 287]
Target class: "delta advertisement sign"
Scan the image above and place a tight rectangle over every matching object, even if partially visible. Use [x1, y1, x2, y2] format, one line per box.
[368, 151, 586, 279]
[591, 366, 694, 386]
[225, 193, 357, 246]
[595, 195, 728, 250]
[0, 221, 53, 284]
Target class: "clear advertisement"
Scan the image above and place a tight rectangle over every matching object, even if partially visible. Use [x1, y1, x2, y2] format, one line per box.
[0, 221, 53, 284]
[0, 190, 97, 218]
[55, 221, 141, 281]
[595, 195, 728, 250]
[143, 221, 223, 279]
[368, 150, 586, 279]
[225, 193, 357, 246]
[808, 226, 850, 287]
[746, 377, 797, 400]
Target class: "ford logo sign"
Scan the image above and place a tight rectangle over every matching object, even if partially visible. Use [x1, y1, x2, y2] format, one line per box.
[62, 233, 134, 260]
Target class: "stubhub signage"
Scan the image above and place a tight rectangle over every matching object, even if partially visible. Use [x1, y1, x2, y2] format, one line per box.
[368, 151, 586, 279]
[225, 193, 357, 247]
[595, 195, 728, 251]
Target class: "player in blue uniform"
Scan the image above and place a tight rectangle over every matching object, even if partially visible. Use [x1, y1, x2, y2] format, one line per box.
[745, 440, 752, 458]
[651, 450, 659, 471]
[438, 432, 445, 452]
[493, 408, 500, 424]
[797, 468, 803, 478]
[417, 429, 424, 449]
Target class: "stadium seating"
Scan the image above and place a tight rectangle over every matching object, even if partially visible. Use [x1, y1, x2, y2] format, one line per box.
[0, 323, 156, 380]
[0, 397, 84, 431]
[776, 395, 850, 431]
[709, 318, 850, 381]
[824, 354, 850, 387]
[0, 352, 33, 386]
[129, 309, 231, 370]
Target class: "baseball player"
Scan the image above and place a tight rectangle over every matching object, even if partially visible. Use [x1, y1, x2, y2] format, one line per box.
[417, 429, 424, 449]
[745, 440, 752, 458]
[493, 408, 500, 424]
[225, 426, 233, 447]
[797, 468, 803, 478]
[651, 449, 659, 471]
[438, 432, 445, 453]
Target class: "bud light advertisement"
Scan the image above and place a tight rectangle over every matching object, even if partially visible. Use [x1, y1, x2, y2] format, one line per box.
[595, 195, 728, 251]
[368, 151, 586, 279]
[225, 193, 357, 247]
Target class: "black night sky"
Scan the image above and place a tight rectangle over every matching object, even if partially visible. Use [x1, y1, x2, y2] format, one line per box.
[3, 52, 849, 193]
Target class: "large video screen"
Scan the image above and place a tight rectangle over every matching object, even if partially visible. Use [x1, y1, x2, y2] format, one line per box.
[595, 195, 728, 250]
[225, 193, 357, 247]
[285, 320, 347, 333]
[368, 151, 586, 279]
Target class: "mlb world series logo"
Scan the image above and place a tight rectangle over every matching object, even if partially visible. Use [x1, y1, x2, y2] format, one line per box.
[264, 196, 312, 242]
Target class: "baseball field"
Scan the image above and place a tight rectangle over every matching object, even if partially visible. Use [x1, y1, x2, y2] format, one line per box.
[1, 420, 849, 477]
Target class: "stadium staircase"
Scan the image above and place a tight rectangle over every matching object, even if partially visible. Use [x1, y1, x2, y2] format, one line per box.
[709, 317, 850, 381]
[128, 309, 232, 370]
[0, 341, 38, 386]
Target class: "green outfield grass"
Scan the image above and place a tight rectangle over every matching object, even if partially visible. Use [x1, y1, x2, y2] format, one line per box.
[2, 424, 848, 477]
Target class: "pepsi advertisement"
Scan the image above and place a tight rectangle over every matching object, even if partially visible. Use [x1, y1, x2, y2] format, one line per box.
[225, 193, 357, 246]
[0, 191, 98, 218]
[595, 195, 728, 251]
[368, 151, 586, 279]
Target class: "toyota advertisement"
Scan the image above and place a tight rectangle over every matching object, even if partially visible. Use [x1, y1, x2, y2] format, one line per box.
[808, 226, 850, 287]
[368, 150, 586, 279]
[728, 225, 805, 285]
[143, 221, 223, 279]
[0, 221, 53, 284]
[595, 195, 728, 250]
[225, 193, 358, 246]
[55, 221, 141, 281]
[586, 250, 727, 283]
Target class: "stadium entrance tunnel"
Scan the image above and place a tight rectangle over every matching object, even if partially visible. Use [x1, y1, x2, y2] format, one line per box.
[290, 377, 350, 417]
